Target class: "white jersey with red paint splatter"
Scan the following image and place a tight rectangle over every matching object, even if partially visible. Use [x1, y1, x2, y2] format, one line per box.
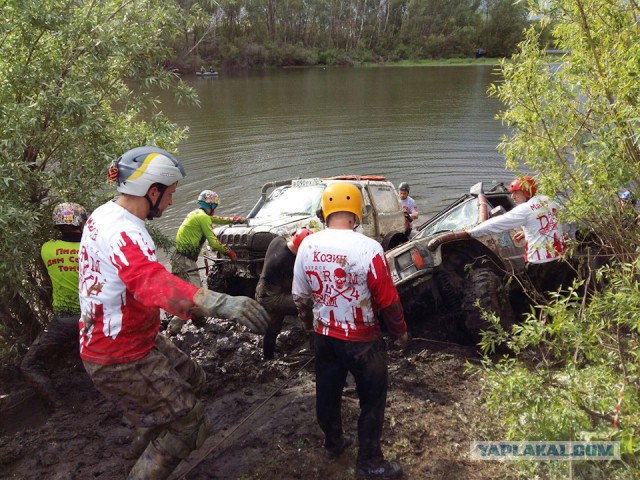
[292, 228, 401, 342]
[469, 194, 568, 264]
[78, 201, 198, 365]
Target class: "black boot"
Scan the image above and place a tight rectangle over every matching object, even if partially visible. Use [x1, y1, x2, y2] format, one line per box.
[355, 460, 403, 479]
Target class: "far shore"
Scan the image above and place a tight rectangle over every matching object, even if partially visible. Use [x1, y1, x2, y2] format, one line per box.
[358, 57, 502, 67]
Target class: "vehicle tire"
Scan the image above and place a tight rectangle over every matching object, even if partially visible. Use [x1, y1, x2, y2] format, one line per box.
[434, 270, 466, 342]
[434, 270, 461, 312]
[207, 262, 229, 293]
[462, 267, 514, 342]
[381, 232, 408, 251]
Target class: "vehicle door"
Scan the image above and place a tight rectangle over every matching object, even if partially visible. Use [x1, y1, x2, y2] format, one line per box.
[358, 184, 377, 240]
[365, 183, 405, 241]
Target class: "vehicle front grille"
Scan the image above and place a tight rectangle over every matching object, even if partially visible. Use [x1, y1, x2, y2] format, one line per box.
[219, 233, 248, 249]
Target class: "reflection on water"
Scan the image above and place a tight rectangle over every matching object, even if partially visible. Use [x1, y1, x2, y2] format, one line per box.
[155, 65, 509, 239]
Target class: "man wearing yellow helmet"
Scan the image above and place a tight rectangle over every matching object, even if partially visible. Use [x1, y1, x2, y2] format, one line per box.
[20, 202, 88, 409]
[292, 182, 408, 479]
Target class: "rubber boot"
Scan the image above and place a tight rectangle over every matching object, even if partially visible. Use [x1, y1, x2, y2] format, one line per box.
[124, 425, 163, 460]
[263, 330, 277, 360]
[263, 313, 284, 360]
[127, 442, 181, 480]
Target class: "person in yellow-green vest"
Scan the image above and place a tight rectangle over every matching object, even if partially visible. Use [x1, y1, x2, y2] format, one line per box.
[20, 202, 88, 409]
[168, 190, 246, 333]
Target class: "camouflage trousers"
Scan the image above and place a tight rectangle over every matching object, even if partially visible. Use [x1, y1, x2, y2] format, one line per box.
[84, 335, 209, 478]
[83, 334, 206, 428]
[257, 291, 313, 359]
[170, 252, 202, 287]
[169, 252, 206, 330]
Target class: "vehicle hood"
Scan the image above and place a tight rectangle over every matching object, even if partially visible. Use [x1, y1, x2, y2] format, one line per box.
[246, 214, 311, 228]
[213, 214, 319, 237]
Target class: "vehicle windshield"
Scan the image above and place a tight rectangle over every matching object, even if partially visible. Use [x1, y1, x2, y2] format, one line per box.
[418, 198, 479, 237]
[253, 184, 325, 220]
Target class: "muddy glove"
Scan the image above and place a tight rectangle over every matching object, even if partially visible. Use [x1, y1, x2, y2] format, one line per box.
[232, 216, 246, 224]
[227, 249, 237, 262]
[168, 316, 185, 335]
[191, 288, 269, 334]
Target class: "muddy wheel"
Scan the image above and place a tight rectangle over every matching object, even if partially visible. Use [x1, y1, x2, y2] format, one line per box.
[382, 232, 408, 251]
[434, 270, 461, 311]
[462, 268, 514, 342]
[434, 270, 466, 341]
[207, 263, 229, 293]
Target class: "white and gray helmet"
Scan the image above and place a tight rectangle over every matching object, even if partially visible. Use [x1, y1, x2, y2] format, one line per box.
[114, 146, 186, 197]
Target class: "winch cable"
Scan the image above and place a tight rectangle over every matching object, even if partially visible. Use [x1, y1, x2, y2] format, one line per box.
[170, 354, 315, 480]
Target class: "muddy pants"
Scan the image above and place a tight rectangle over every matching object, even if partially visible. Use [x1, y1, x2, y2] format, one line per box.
[83, 334, 209, 480]
[525, 258, 575, 301]
[257, 291, 311, 359]
[20, 315, 79, 401]
[314, 334, 388, 469]
[169, 252, 206, 329]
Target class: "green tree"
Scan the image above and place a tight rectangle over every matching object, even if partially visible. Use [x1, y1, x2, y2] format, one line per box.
[477, 0, 529, 57]
[478, 0, 640, 477]
[0, 0, 197, 359]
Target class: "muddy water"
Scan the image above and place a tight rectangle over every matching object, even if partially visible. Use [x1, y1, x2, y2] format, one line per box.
[155, 65, 509, 238]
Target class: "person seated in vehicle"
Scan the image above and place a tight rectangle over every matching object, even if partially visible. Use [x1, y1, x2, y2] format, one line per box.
[256, 228, 314, 360]
[20, 202, 88, 409]
[169, 190, 246, 333]
[468, 175, 572, 300]
[200, 66, 206, 74]
[398, 182, 418, 236]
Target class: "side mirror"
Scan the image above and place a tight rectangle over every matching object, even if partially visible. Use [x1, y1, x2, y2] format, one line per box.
[469, 182, 484, 197]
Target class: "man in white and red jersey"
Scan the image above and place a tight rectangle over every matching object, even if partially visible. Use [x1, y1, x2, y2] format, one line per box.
[469, 175, 571, 297]
[78, 146, 268, 480]
[292, 182, 408, 479]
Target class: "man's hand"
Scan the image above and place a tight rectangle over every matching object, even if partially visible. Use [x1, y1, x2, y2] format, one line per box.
[192, 288, 269, 334]
[227, 250, 238, 262]
[394, 331, 410, 350]
[168, 317, 185, 335]
[513, 231, 525, 242]
[232, 216, 246, 224]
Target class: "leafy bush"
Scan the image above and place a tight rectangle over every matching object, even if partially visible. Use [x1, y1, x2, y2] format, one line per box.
[0, 0, 196, 359]
[476, 0, 640, 477]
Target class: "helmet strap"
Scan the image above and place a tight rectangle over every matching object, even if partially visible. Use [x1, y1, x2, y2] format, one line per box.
[145, 185, 167, 220]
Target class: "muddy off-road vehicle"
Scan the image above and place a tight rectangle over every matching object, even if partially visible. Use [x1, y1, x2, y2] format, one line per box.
[386, 181, 527, 341]
[207, 176, 408, 297]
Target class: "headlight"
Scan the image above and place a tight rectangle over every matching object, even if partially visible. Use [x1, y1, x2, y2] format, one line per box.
[395, 246, 432, 279]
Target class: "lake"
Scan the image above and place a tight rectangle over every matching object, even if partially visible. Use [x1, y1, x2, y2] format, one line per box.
[156, 65, 511, 237]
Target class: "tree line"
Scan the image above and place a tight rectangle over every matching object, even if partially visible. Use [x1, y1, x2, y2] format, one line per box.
[172, 0, 531, 69]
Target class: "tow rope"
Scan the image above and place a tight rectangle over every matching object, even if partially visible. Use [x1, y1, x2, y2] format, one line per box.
[169, 354, 315, 479]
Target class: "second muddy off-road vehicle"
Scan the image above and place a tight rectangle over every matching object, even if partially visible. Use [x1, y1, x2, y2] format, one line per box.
[386, 181, 527, 341]
[207, 176, 408, 297]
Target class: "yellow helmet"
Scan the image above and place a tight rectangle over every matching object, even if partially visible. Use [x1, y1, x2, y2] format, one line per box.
[321, 182, 363, 223]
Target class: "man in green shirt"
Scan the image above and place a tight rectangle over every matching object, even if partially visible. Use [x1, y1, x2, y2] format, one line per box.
[169, 190, 245, 333]
[20, 202, 88, 408]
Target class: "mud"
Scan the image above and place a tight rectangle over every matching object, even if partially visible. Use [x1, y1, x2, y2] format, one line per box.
[0, 316, 514, 479]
